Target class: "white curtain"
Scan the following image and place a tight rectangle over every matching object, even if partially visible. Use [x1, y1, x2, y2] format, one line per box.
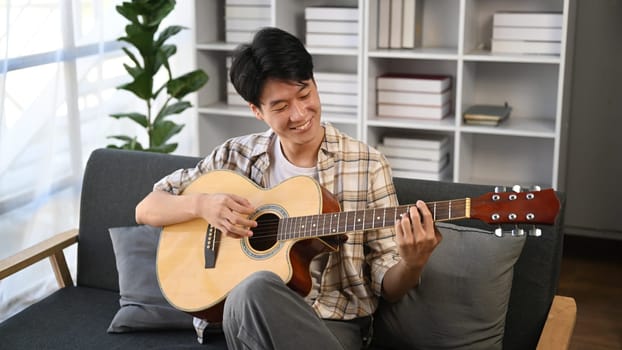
[0, 0, 197, 322]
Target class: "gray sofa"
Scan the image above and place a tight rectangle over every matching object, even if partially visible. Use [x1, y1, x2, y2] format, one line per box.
[0, 148, 575, 349]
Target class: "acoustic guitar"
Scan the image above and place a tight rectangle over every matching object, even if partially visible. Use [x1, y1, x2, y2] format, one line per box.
[156, 170, 560, 321]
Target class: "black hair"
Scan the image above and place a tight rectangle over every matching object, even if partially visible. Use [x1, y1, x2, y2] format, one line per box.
[229, 27, 314, 108]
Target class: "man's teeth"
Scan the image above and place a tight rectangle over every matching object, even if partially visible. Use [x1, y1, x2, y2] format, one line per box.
[294, 120, 311, 130]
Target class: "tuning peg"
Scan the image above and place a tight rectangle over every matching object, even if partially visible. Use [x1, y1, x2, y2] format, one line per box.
[511, 226, 526, 237]
[528, 226, 542, 237]
[529, 185, 542, 192]
[494, 227, 503, 237]
[494, 186, 507, 193]
[512, 185, 522, 193]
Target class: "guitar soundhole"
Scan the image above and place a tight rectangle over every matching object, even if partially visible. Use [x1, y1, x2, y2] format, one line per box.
[249, 213, 279, 252]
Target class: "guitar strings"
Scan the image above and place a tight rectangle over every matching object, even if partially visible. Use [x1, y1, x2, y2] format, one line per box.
[200, 200, 469, 244]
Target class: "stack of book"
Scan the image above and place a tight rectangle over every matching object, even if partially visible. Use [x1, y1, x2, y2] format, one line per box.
[305, 7, 359, 48]
[314, 72, 358, 117]
[377, 134, 451, 180]
[226, 56, 246, 106]
[376, 74, 452, 120]
[491, 12, 563, 55]
[463, 103, 512, 126]
[377, 0, 423, 49]
[224, 0, 271, 44]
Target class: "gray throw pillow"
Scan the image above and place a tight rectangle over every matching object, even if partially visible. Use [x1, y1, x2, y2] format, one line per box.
[108, 225, 194, 332]
[373, 222, 526, 349]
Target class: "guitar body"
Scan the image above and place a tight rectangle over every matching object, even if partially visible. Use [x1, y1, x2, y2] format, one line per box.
[156, 170, 342, 321]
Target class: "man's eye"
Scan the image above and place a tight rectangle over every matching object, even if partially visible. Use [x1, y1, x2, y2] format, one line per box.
[300, 93, 310, 99]
[273, 104, 287, 112]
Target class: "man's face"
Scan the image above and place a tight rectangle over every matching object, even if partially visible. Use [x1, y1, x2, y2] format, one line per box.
[250, 78, 323, 150]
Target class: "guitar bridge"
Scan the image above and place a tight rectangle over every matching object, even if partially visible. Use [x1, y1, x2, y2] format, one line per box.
[204, 224, 219, 268]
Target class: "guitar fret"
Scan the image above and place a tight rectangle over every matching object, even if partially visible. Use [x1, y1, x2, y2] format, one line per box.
[447, 201, 451, 219]
[433, 202, 437, 221]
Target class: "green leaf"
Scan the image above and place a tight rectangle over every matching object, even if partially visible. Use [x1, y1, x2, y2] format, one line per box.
[155, 25, 185, 48]
[115, 3, 140, 24]
[148, 142, 178, 153]
[166, 70, 208, 99]
[142, 0, 175, 27]
[118, 71, 152, 100]
[122, 62, 143, 80]
[154, 100, 191, 124]
[122, 24, 157, 58]
[122, 47, 141, 68]
[109, 113, 149, 128]
[107, 135, 145, 151]
[154, 44, 176, 76]
[150, 120, 184, 147]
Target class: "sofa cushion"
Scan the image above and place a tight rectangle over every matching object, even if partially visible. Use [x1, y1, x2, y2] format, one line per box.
[373, 222, 526, 349]
[108, 225, 194, 332]
[0, 286, 222, 349]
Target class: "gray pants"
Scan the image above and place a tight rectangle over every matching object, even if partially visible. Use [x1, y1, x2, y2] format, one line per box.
[222, 271, 371, 350]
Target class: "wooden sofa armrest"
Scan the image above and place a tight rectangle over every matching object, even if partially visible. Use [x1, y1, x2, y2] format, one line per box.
[536, 295, 577, 350]
[0, 229, 79, 288]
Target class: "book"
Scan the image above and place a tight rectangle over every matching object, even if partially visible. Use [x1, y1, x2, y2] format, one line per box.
[493, 12, 563, 28]
[377, 74, 452, 93]
[377, 89, 451, 106]
[463, 103, 512, 126]
[378, 102, 450, 119]
[377, 142, 449, 161]
[317, 80, 358, 94]
[314, 72, 358, 82]
[383, 134, 449, 149]
[377, 0, 391, 48]
[392, 166, 451, 181]
[389, 0, 403, 48]
[306, 33, 358, 48]
[304, 7, 359, 21]
[319, 92, 358, 106]
[306, 20, 358, 34]
[225, 18, 271, 31]
[386, 153, 450, 172]
[492, 27, 562, 42]
[491, 39, 561, 55]
[401, 0, 423, 48]
[225, 5, 271, 19]
[322, 105, 358, 114]
[226, 0, 271, 5]
[225, 30, 255, 43]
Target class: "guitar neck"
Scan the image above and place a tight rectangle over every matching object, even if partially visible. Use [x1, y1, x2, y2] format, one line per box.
[277, 198, 470, 240]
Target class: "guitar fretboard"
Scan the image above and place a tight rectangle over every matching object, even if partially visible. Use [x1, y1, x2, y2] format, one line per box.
[277, 199, 470, 240]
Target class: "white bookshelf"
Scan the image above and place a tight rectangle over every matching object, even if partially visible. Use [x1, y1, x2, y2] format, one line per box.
[193, 0, 573, 189]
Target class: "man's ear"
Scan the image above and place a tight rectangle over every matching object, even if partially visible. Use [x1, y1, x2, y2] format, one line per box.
[250, 103, 264, 121]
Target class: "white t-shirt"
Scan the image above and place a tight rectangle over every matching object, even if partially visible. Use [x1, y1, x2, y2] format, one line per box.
[266, 136, 318, 188]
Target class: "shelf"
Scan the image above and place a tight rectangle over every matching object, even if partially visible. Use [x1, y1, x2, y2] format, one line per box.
[367, 117, 456, 132]
[194, 0, 571, 189]
[463, 49, 561, 64]
[368, 47, 459, 60]
[460, 118, 556, 138]
[307, 47, 359, 57]
[196, 42, 238, 52]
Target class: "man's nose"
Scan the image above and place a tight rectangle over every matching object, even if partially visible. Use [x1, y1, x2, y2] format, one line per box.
[290, 99, 306, 120]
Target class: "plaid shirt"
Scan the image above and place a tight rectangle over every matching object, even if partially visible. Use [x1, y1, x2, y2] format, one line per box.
[154, 123, 400, 324]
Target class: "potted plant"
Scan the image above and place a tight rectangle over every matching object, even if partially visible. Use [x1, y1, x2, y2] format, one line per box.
[108, 0, 208, 153]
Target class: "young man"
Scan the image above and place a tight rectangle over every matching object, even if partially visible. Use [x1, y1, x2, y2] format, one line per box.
[136, 27, 441, 349]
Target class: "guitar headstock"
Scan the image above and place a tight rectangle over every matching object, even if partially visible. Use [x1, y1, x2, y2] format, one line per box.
[470, 186, 560, 233]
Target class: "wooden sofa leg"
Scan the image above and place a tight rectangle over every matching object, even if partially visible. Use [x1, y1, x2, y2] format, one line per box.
[536, 295, 577, 350]
[50, 251, 73, 288]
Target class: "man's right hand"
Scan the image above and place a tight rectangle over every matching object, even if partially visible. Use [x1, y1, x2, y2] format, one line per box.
[195, 193, 257, 239]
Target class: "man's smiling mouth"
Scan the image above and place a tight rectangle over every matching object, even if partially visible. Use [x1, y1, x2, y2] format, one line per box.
[291, 119, 312, 130]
